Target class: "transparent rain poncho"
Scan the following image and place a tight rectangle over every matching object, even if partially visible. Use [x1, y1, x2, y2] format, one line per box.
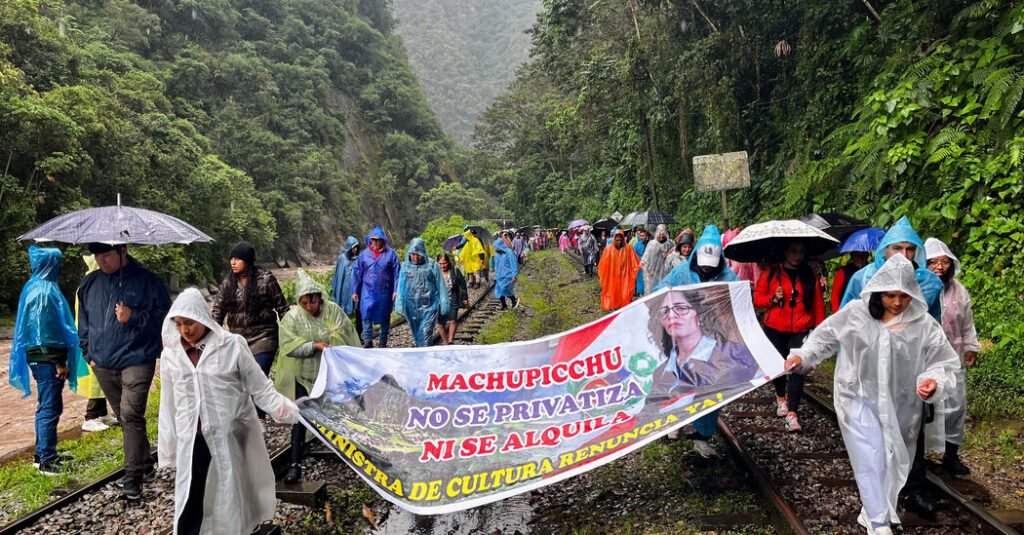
[641, 224, 676, 295]
[396, 238, 450, 347]
[158, 288, 299, 535]
[923, 237, 979, 449]
[9, 246, 81, 397]
[840, 216, 943, 321]
[275, 270, 361, 400]
[792, 255, 959, 525]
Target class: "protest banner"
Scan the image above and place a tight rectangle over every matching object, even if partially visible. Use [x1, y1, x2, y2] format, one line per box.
[300, 282, 784, 514]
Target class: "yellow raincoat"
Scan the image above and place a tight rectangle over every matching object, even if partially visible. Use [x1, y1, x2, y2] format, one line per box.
[459, 231, 485, 274]
[73, 255, 105, 399]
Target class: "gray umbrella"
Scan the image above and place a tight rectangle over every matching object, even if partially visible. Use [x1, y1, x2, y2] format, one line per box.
[618, 211, 677, 227]
[18, 196, 212, 245]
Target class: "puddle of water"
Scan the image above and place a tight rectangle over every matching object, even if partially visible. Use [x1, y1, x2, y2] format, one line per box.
[366, 495, 533, 535]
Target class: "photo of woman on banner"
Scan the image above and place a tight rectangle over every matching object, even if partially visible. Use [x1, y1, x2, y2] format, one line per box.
[647, 286, 762, 403]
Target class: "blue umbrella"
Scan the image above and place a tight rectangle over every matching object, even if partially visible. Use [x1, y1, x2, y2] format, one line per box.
[839, 228, 885, 253]
[18, 195, 212, 245]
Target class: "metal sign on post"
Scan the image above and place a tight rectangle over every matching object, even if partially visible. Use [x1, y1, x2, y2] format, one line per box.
[692, 151, 751, 229]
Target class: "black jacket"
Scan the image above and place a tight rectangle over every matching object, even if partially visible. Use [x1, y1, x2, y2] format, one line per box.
[77, 257, 170, 370]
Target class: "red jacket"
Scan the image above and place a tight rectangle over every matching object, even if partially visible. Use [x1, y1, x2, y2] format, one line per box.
[754, 266, 825, 333]
[830, 264, 859, 314]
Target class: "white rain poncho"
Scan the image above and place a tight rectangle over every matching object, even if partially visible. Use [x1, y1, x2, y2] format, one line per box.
[640, 224, 675, 295]
[923, 238, 979, 449]
[158, 288, 300, 535]
[791, 255, 959, 525]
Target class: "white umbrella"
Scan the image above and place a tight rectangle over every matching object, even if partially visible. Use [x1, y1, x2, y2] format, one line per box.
[724, 219, 838, 263]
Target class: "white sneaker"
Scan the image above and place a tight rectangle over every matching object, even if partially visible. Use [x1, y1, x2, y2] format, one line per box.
[784, 412, 802, 432]
[666, 429, 680, 440]
[81, 418, 109, 432]
[99, 415, 119, 426]
[692, 439, 718, 459]
[775, 397, 789, 417]
[857, 508, 893, 535]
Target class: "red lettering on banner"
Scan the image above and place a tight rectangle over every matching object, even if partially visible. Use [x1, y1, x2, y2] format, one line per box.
[424, 346, 624, 393]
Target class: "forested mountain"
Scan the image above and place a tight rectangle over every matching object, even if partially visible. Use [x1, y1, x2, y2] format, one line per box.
[0, 0, 460, 309]
[472, 0, 1024, 407]
[392, 0, 541, 144]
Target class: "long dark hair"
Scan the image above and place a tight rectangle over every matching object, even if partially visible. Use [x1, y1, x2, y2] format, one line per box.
[222, 263, 259, 314]
[769, 260, 815, 310]
[867, 292, 885, 320]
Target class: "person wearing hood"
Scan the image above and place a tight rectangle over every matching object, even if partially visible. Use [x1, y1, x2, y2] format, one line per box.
[785, 255, 959, 535]
[665, 229, 695, 272]
[275, 270, 360, 484]
[640, 224, 675, 295]
[722, 227, 763, 283]
[459, 228, 486, 289]
[352, 226, 401, 348]
[559, 232, 571, 253]
[923, 238, 979, 476]
[754, 240, 826, 432]
[493, 239, 520, 310]
[9, 246, 82, 475]
[330, 236, 362, 333]
[512, 233, 525, 264]
[840, 217, 942, 321]
[632, 227, 649, 296]
[577, 230, 599, 276]
[654, 225, 739, 291]
[598, 230, 641, 311]
[211, 241, 290, 378]
[837, 217, 945, 516]
[77, 242, 170, 499]
[158, 288, 301, 535]
[396, 238, 450, 347]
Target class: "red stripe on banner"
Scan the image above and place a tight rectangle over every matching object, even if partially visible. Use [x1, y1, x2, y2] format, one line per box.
[548, 312, 618, 365]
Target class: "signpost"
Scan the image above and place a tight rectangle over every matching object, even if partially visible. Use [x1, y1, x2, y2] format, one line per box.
[692, 151, 751, 229]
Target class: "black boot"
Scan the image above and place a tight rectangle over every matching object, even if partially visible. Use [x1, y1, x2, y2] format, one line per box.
[499, 297, 508, 310]
[362, 339, 373, 349]
[943, 442, 971, 476]
[903, 491, 938, 519]
[284, 463, 302, 484]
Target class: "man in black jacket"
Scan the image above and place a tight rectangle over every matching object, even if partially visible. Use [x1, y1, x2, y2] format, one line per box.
[78, 243, 170, 500]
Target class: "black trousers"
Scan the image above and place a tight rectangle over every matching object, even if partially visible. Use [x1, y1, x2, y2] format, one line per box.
[290, 382, 310, 465]
[178, 433, 212, 535]
[763, 326, 808, 414]
[85, 398, 108, 420]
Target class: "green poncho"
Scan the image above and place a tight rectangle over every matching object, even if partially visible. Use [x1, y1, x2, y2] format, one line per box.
[274, 270, 360, 400]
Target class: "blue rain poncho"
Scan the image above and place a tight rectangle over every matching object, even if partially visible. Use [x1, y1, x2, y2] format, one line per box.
[654, 225, 738, 291]
[840, 216, 943, 321]
[396, 238, 450, 347]
[10, 246, 82, 398]
[493, 239, 519, 298]
[633, 238, 646, 295]
[353, 226, 401, 324]
[330, 236, 360, 314]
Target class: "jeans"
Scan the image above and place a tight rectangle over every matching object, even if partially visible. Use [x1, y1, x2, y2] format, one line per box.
[178, 433, 211, 535]
[92, 361, 156, 482]
[29, 362, 64, 464]
[252, 352, 275, 418]
[361, 316, 391, 347]
[763, 327, 808, 414]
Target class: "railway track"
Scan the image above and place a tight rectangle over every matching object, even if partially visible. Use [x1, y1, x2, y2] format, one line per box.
[0, 282, 500, 535]
[718, 385, 1020, 534]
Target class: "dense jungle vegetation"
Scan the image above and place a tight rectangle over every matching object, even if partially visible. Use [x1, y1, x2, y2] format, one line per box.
[0, 0, 508, 310]
[391, 0, 540, 144]
[470, 0, 1024, 414]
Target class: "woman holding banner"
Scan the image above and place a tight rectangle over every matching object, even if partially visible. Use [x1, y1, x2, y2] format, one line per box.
[784, 255, 958, 535]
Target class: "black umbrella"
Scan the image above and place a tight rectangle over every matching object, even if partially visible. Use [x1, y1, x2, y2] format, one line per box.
[592, 218, 617, 231]
[516, 226, 534, 237]
[618, 211, 676, 227]
[800, 213, 869, 241]
[466, 226, 494, 247]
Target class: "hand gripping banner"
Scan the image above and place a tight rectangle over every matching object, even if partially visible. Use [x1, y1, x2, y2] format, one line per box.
[301, 282, 784, 514]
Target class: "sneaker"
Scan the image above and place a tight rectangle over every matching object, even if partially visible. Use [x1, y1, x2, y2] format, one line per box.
[511, 297, 520, 309]
[283, 463, 302, 484]
[943, 455, 971, 476]
[38, 459, 66, 476]
[784, 412, 802, 432]
[82, 418, 110, 432]
[121, 478, 143, 501]
[775, 397, 789, 417]
[99, 415, 120, 427]
[666, 429, 680, 440]
[115, 466, 157, 488]
[692, 439, 718, 459]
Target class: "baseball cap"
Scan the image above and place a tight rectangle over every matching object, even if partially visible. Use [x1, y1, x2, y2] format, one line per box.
[696, 244, 721, 267]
